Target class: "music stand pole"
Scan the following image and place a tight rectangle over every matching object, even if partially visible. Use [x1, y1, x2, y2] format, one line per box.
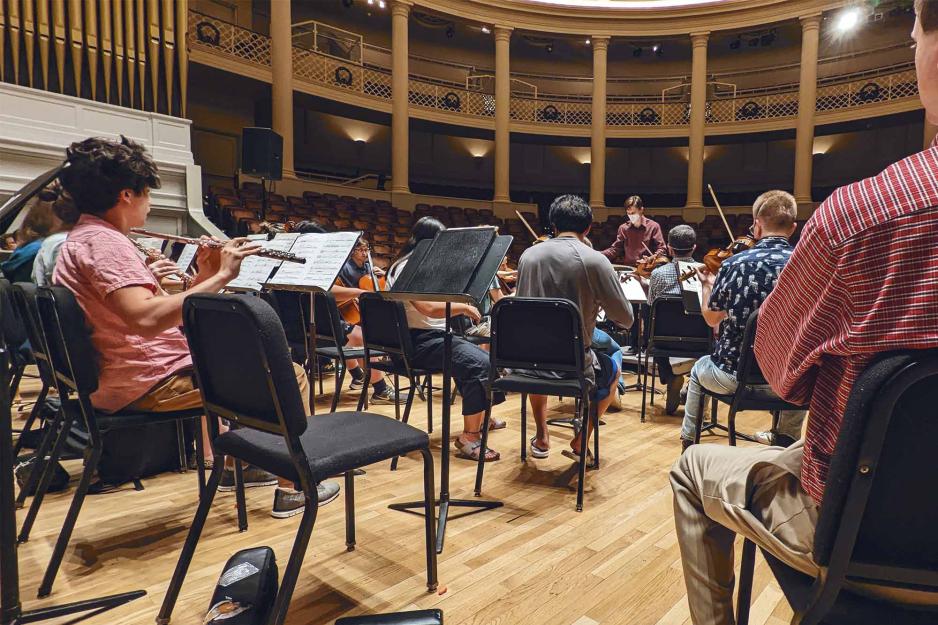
[388, 298, 503, 554]
[0, 343, 145, 625]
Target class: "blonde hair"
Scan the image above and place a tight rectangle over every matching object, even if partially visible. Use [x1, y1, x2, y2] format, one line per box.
[752, 190, 797, 230]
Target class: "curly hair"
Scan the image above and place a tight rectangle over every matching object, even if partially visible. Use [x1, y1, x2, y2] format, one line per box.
[56, 135, 161, 217]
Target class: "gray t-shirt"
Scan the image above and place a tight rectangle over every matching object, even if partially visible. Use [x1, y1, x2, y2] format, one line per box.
[516, 236, 634, 379]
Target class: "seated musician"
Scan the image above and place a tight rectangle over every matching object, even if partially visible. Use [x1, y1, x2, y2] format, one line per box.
[672, 6, 938, 620]
[386, 217, 507, 462]
[646, 224, 698, 415]
[330, 238, 400, 405]
[51, 136, 340, 515]
[516, 195, 633, 461]
[679, 190, 806, 451]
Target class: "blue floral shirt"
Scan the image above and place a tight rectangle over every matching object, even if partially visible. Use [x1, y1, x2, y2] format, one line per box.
[708, 236, 793, 374]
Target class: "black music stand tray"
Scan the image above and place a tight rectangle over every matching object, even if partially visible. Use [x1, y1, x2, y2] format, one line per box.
[1, 168, 145, 624]
[381, 228, 511, 554]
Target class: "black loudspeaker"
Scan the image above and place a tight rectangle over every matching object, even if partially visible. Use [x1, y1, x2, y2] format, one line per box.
[241, 127, 283, 180]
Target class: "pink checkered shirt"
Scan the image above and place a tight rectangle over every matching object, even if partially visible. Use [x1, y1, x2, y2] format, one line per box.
[755, 140, 938, 504]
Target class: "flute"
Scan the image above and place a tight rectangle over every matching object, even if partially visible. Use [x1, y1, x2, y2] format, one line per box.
[129, 228, 306, 264]
[130, 238, 194, 290]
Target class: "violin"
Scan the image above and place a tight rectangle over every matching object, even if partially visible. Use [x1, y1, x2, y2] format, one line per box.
[633, 248, 670, 279]
[337, 249, 384, 325]
[679, 184, 756, 281]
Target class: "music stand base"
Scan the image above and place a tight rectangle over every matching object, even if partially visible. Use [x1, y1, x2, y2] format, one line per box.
[388, 498, 503, 554]
[699, 422, 757, 443]
[5, 590, 145, 625]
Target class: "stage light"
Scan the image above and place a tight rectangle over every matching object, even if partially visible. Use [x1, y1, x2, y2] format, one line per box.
[836, 8, 862, 33]
[652, 44, 660, 53]
[546, 43, 554, 53]
[585, 38, 591, 45]
[481, 26, 491, 34]
[367, 0, 373, 5]
[378, 0, 386, 7]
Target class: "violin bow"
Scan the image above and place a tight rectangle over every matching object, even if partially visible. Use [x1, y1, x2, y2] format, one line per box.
[366, 249, 380, 291]
[707, 184, 736, 242]
[515, 210, 541, 243]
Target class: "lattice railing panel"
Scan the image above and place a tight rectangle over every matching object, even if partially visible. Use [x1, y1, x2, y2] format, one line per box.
[362, 66, 392, 100]
[189, 12, 271, 68]
[293, 48, 326, 84]
[709, 92, 799, 124]
[816, 68, 918, 112]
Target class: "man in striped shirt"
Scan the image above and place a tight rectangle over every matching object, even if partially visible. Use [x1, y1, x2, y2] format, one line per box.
[670, 3, 938, 622]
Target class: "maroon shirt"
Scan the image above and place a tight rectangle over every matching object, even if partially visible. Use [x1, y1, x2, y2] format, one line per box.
[601, 216, 665, 266]
[756, 140, 938, 504]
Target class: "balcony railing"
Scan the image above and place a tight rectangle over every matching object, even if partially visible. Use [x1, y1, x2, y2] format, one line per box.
[188, 11, 920, 131]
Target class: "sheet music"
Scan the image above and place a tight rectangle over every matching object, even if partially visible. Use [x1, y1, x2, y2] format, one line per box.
[175, 244, 199, 273]
[265, 231, 361, 291]
[226, 233, 300, 292]
[678, 261, 706, 309]
[620, 276, 648, 303]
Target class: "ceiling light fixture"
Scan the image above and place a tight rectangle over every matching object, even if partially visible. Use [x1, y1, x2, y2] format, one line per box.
[585, 38, 591, 45]
[836, 7, 862, 32]
[378, 0, 386, 7]
[481, 26, 491, 34]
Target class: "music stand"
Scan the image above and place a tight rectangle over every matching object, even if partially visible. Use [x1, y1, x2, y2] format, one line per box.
[381, 227, 511, 554]
[1, 168, 145, 625]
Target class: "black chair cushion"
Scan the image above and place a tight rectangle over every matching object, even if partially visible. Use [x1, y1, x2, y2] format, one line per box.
[316, 347, 367, 360]
[373, 359, 437, 377]
[96, 407, 204, 431]
[648, 346, 709, 359]
[214, 411, 429, 482]
[492, 373, 584, 397]
[761, 550, 938, 625]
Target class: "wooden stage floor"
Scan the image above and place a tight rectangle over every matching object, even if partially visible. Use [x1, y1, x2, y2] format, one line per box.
[11, 367, 795, 625]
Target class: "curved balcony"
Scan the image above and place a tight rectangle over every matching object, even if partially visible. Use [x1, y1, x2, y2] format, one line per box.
[188, 11, 922, 139]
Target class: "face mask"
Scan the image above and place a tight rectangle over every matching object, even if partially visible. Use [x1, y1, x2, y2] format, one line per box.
[628, 214, 641, 225]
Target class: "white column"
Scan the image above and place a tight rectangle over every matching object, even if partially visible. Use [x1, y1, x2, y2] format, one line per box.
[685, 32, 709, 209]
[589, 36, 610, 209]
[793, 14, 822, 207]
[270, 0, 294, 175]
[494, 26, 512, 203]
[391, 1, 411, 194]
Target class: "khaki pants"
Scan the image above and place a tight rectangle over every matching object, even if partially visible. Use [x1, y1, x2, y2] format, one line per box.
[127, 362, 311, 415]
[670, 441, 937, 625]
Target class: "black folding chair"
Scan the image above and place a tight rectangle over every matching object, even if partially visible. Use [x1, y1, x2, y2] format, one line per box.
[693, 309, 807, 446]
[735, 350, 938, 625]
[28, 286, 204, 598]
[475, 297, 596, 512]
[8, 282, 54, 458]
[0, 278, 32, 402]
[311, 290, 381, 413]
[641, 296, 712, 422]
[358, 292, 437, 469]
[158, 294, 437, 625]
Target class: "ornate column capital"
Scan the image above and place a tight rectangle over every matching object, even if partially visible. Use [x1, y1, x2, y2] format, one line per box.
[800, 12, 823, 30]
[494, 25, 513, 42]
[690, 32, 710, 48]
[591, 36, 610, 52]
[391, 0, 412, 19]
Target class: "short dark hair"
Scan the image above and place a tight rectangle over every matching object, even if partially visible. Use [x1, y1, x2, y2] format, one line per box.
[549, 194, 592, 234]
[917, 0, 938, 32]
[292, 219, 327, 234]
[667, 224, 696, 254]
[57, 135, 161, 216]
[625, 195, 643, 210]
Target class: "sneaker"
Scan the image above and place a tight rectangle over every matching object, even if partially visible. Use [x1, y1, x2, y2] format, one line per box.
[349, 377, 365, 391]
[270, 482, 341, 518]
[370, 386, 402, 405]
[218, 466, 279, 492]
[681, 438, 694, 453]
[665, 374, 685, 415]
[753, 430, 775, 446]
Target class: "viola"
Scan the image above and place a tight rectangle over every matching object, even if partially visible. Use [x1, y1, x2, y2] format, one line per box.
[337, 250, 384, 325]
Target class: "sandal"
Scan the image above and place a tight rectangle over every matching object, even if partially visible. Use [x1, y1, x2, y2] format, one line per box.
[454, 436, 500, 462]
[529, 437, 549, 459]
[488, 417, 506, 431]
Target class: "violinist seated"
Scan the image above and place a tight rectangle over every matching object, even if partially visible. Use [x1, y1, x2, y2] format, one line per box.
[516, 195, 633, 462]
[51, 136, 341, 514]
[646, 224, 699, 415]
[679, 190, 806, 452]
[330, 238, 401, 405]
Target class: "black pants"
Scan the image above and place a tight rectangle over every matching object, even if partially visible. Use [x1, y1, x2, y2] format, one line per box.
[410, 330, 505, 416]
[655, 357, 675, 385]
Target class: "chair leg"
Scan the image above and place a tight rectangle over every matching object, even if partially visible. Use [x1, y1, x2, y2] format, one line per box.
[13, 384, 48, 457]
[520, 393, 527, 461]
[156, 462, 225, 625]
[575, 399, 590, 512]
[727, 405, 739, 447]
[344, 471, 355, 551]
[474, 400, 493, 496]
[592, 403, 600, 470]
[37, 444, 103, 598]
[234, 460, 248, 532]
[425, 375, 433, 434]
[393, 373, 401, 423]
[268, 499, 319, 625]
[194, 421, 207, 496]
[736, 539, 757, 625]
[174, 420, 187, 473]
[390, 383, 417, 471]
[331, 365, 346, 413]
[18, 410, 73, 541]
[650, 361, 657, 405]
[640, 352, 649, 423]
[9, 364, 24, 400]
[693, 391, 707, 444]
[420, 448, 438, 593]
